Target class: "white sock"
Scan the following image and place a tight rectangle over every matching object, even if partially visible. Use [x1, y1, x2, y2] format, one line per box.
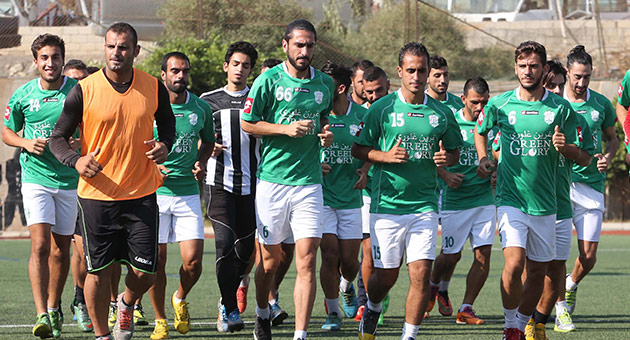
[430, 280, 440, 288]
[173, 291, 184, 304]
[339, 277, 352, 293]
[555, 301, 568, 314]
[401, 322, 420, 339]
[439, 280, 450, 292]
[119, 296, 133, 309]
[367, 299, 382, 313]
[47, 307, 59, 313]
[515, 311, 531, 332]
[293, 330, 307, 340]
[256, 305, 270, 320]
[240, 275, 250, 287]
[269, 298, 277, 305]
[326, 298, 340, 316]
[566, 275, 577, 291]
[459, 303, 472, 312]
[503, 307, 517, 329]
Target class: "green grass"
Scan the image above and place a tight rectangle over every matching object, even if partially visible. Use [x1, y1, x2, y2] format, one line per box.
[1, 235, 629, 339]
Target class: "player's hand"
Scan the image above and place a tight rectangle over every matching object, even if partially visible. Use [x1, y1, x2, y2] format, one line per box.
[157, 164, 170, 180]
[443, 171, 465, 189]
[321, 163, 332, 177]
[211, 142, 225, 157]
[353, 168, 368, 189]
[552, 125, 565, 152]
[491, 171, 497, 189]
[68, 137, 81, 151]
[192, 161, 205, 181]
[318, 124, 334, 147]
[285, 120, 314, 138]
[145, 139, 169, 164]
[75, 146, 102, 178]
[384, 138, 409, 163]
[595, 153, 609, 172]
[24, 138, 48, 155]
[477, 156, 495, 178]
[433, 140, 450, 167]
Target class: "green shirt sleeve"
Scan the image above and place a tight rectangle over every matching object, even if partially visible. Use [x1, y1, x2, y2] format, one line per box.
[356, 106, 380, 147]
[602, 98, 616, 130]
[199, 100, 216, 144]
[242, 75, 267, 122]
[562, 105, 578, 145]
[577, 114, 595, 155]
[4, 90, 24, 132]
[619, 69, 630, 107]
[441, 107, 463, 150]
[477, 100, 497, 135]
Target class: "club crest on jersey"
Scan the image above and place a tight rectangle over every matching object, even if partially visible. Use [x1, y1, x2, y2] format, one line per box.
[591, 110, 600, 122]
[189, 113, 198, 126]
[244, 97, 253, 114]
[429, 114, 439, 128]
[4, 106, 10, 120]
[349, 124, 361, 136]
[314, 91, 324, 105]
[544, 110, 555, 124]
[508, 111, 517, 125]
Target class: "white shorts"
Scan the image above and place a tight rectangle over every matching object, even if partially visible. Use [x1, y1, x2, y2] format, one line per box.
[22, 182, 77, 235]
[322, 206, 362, 239]
[440, 205, 496, 254]
[157, 195, 204, 244]
[370, 211, 438, 269]
[554, 218, 572, 261]
[361, 195, 371, 234]
[570, 182, 604, 242]
[256, 180, 323, 245]
[497, 206, 556, 262]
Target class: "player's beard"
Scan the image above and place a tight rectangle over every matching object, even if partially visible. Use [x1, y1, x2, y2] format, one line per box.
[287, 54, 311, 72]
[519, 73, 544, 92]
[167, 80, 187, 94]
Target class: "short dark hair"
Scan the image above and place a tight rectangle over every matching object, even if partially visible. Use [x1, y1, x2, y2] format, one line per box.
[161, 52, 190, 72]
[463, 77, 489, 96]
[351, 59, 374, 77]
[86, 66, 100, 74]
[321, 60, 352, 93]
[284, 19, 317, 42]
[262, 58, 282, 70]
[106, 22, 138, 46]
[567, 45, 592, 70]
[363, 66, 388, 82]
[398, 42, 430, 67]
[514, 40, 546, 63]
[544, 59, 567, 87]
[31, 34, 65, 59]
[224, 41, 258, 69]
[63, 59, 87, 73]
[429, 55, 448, 69]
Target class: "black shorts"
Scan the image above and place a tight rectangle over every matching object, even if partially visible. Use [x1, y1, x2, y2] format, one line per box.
[78, 193, 158, 274]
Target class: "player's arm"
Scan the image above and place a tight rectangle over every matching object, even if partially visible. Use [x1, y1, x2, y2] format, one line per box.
[1, 125, 48, 155]
[318, 116, 333, 147]
[353, 161, 371, 189]
[616, 101, 628, 132]
[352, 139, 409, 164]
[474, 126, 494, 178]
[241, 119, 316, 138]
[50, 84, 84, 167]
[437, 167, 465, 189]
[146, 83, 176, 164]
[597, 126, 619, 171]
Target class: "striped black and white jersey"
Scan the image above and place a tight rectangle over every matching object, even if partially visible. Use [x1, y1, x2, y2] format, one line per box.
[200, 86, 260, 195]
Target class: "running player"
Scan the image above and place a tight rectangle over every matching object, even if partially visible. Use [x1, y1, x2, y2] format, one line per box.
[2, 33, 79, 339]
[431, 77, 496, 325]
[200, 41, 258, 333]
[50, 22, 175, 340]
[560, 45, 618, 320]
[425, 55, 463, 114]
[147, 51, 214, 339]
[353, 42, 462, 340]
[241, 19, 335, 340]
[319, 61, 368, 330]
[474, 41, 585, 340]
[616, 68, 630, 162]
[349, 60, 374, 107]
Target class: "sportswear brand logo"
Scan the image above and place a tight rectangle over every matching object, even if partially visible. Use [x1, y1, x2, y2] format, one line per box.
[244, 97, 253, 114]
[4, 106, 10, 120]
[294, 87, 310, 93]
[43, 98, 59, 102]
[407, 112, 424, 118]
[478, 109, 484, 127]
[330, 123, 345, 128]
[354, 121, 365, 137]
[521, 110, 539, 115]
[577, 126, 583, 142]
[619, 84, 624, 98]
[134, 256, 153, 265]
[576, 110, 587, 114]
[314, 91, 324, 105]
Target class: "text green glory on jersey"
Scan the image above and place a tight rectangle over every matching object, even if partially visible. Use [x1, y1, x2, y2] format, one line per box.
[4, 77, 79, 189]
[566, 89, 616, 193]
[357, 90, 463, 215]
[321, 102, 367, 209]
[477, 89, 578, 216]
[440, 109, 496, 211]
[242, 62, 335, 186]
[155, 92, 214, 196]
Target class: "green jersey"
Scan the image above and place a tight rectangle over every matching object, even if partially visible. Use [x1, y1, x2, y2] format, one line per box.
[4, 77, 79, 189]
[242, 63, 335, 186]
[356, 90, 463, 215]
[441, 91, 464, 114]
[618, 68, 630, 107]
[440, 109, 496, 211]
[321, 102, 367, 209]
[566, 89, 616, 193]
[155, 92, 214, 196]
[477, 88, 578, 216]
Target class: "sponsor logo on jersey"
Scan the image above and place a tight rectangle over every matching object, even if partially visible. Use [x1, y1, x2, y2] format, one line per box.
[521, 110, 539, 115]
[544, 110, 555, 124]
[429, 114, 439, 127]
[294, 87, 310, 93]
[330, 123, 345, 128]
[407, 112, 424, 118]
[4, 106, 10, 120]
[619, 84, 624, 98]
[314, 91, 324, 105]
[189, 112, 198, 125]
[43, 98, 59, 102]
[591, 110, 600, 122]
[244, 97, 253, 114]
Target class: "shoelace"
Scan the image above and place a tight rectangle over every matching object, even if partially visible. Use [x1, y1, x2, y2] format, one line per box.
[342, 291, 354, 304]
[118, 308, 133, 329]
[155, 320, 168, 332]
[177, 302, 190, 321]
[558, 311, 572, 323]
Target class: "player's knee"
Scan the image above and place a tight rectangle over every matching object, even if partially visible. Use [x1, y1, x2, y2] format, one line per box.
[134, 270, 156, 286]
[445, 252, 462, 266]
[31, 241, 50, 259]
[580, 252, 597, 266]
[182, 256, 202, 274]
[320, 250, 338, 268]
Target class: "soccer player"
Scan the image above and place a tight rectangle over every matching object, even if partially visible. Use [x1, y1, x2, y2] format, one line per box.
[49, 22, 175, 340]
[349, 60, 374, 107]
[2, 33, 79, 339]
[431, 77, 495, 325]
[616, 68, 630, 162]
[63, 59, 89, 80]
[474, 41, 585, 340]
[319, 61, 368, 330]
[241, 19, 335, 340]
[425, 55, 463, 114]
[353, 42, 462, 340]
[560, 45, 618, 321]
[361, 66, 390, 108]
[147, 51, 214, 339]
[200, 41, 259, 333]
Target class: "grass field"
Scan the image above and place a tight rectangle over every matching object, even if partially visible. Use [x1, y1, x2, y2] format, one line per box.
[0, 234, 629, 339]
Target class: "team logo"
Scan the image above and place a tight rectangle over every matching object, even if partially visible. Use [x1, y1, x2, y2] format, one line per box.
[429, 114, 439, 128]
[189, 113, 198, 126]
[508, 111, 517, 125]
[4, 106, 10, 120]
[488, 129, 495, 140]
[244, 97, 253, 114]
[591, 110, 600, 122]
[349, 124, 361, 136]
[460, 129, 467, 141]
[544, 110, 555, 124]
[619, 84, 624, 98]
[314, 91, 324, 105]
